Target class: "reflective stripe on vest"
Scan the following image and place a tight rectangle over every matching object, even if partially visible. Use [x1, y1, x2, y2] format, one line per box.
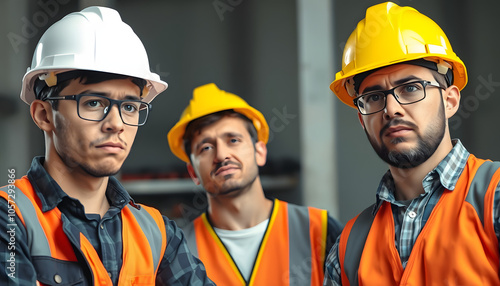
[0, 176, 167, 285]
[185, 199, 328, 285]
[340, 156, 500, 286]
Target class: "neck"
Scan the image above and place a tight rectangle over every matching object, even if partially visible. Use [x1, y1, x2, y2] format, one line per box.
[43, 153, 111, 217]
[390, 138, 453, 201]
[207, 177, 273, 230]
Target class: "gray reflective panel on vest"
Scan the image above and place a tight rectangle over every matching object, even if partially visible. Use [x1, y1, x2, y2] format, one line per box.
[344, 205, 375, 286]
[126, 205, 163, 269]
[287, 203, 312, 286]
[465, 161, 500, 225]
[0, 186, 51, 256]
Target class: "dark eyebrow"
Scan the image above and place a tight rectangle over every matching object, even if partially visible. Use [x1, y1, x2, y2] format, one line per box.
[193, 138, 213, 152]
[123, 95, 142, 101]
[224, 132, 243, 139]
[361, 75, 423, 94]
[80, 90, 141, 101]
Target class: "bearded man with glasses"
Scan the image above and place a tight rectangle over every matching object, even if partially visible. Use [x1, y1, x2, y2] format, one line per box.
[324, 2, 500, 286]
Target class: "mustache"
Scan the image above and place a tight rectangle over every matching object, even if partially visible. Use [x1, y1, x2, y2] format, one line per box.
[89, 136, 127, 148]
[379, 118, 418, 138]
[212, 160, 241, 175]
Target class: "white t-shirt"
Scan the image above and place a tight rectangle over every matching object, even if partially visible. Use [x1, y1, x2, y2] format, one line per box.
[213, 219, 269, 280]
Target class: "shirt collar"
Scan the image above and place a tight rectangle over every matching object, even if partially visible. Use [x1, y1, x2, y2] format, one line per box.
[27, 156, 134, 212]
[373, 139, 469, 214]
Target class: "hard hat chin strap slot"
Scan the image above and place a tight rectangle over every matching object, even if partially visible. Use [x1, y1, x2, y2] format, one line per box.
[142, 85, 151, 97]
[424, 58, 454, 87]
[39, 72, 58, 87]
[436, 60, 451, 75]
[35, 71, 76, 99]
[34, 72, 57, 99]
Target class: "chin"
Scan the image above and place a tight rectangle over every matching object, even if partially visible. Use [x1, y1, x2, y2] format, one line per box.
[85, 168, 121, 178]
[206, 184, 242, 197]
[83, 162, 122, 178]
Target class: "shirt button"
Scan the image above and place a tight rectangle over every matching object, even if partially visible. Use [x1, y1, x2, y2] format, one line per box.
[108, 272, 112, 278]
[100, 224, 104, 229]
[54, 274, 62, 284]
[408, 211, 417, 218]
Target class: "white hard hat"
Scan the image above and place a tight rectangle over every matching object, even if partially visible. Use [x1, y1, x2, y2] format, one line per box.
[20, 6, 168, 105]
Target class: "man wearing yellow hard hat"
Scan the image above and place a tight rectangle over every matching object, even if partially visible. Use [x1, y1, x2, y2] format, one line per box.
[168, 83, 343, 285]
[325, 2, 500, 285]
[0, 6, 214, 285]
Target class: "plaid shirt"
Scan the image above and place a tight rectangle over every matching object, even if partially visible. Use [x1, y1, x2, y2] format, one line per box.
[324, 140, 500, 285]
[0, 156, 214, 285]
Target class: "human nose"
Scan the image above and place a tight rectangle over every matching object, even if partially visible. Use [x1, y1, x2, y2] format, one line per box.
[383, 92, 404, 119]
[101, 103, 124, 133]
[214, 141, 231, 163]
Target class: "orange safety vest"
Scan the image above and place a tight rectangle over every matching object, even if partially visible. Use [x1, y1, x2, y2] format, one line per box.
[184, 199, 328, 286]
[339, 155, 500, 286]
[0, 176, 167, 285]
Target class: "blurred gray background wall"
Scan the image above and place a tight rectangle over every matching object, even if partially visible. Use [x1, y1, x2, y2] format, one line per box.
[1, 0, 499, 225]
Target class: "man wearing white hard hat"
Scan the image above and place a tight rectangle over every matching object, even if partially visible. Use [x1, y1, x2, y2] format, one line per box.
[0, 6, 214, 285]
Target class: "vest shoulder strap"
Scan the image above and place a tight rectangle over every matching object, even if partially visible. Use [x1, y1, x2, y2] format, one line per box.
[343, 204, 375, 286]
[464, 160, 500, 225]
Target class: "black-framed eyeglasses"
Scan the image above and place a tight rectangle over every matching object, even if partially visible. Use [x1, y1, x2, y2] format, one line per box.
[43, 94, 152, 126]
[353, 80, 445, 115]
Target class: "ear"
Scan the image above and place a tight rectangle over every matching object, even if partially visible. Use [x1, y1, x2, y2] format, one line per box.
[443, 85, 461, 119]
[357, 112, 366, 130]
[186, 163, 201, 185]
[30, 100, 54, 132]
[254, 141, 267, 167]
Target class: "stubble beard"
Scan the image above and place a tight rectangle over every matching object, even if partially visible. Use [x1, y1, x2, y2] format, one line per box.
[58, 149, 122, 177]
[55, 116, 123, 178]
[209, 164, 259, 198]
[365, 104, 446, 169]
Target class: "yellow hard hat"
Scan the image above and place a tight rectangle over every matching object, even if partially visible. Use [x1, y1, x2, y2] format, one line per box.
[331, 2, 467, 109]
[168, 83, 269, 163]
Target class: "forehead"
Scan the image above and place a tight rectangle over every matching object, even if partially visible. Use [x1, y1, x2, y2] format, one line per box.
[359, 64, 434, 91]
[192, 116, 249, 140]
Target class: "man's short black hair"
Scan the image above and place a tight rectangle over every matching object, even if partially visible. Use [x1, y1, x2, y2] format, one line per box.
[35, 70, 147, 110]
